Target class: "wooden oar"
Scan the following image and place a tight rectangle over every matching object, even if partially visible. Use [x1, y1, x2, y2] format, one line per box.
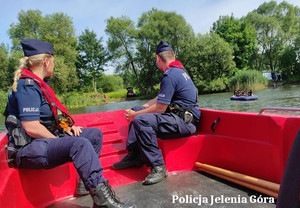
[195, 162, 280, 198]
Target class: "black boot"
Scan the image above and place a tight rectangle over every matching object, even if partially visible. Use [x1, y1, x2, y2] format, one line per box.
[75, 179, 89, 196]
[143, 164, 168, 185]
[90, 180, 136, 208]
[112, 151, 144, 170]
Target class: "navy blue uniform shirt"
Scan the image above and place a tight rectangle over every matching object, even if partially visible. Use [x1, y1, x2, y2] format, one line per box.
[6, 79, 53, 122]
[157, 67, 200, 120]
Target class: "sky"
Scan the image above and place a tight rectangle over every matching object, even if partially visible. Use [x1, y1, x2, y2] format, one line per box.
[0, 0, 299, 73]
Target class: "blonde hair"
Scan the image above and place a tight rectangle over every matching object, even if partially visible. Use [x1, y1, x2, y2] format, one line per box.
[158, 50, 175, 63]
[12, 54, 53, 92]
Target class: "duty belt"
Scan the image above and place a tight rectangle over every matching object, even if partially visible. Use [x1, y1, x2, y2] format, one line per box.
[168, 104, 198, 125]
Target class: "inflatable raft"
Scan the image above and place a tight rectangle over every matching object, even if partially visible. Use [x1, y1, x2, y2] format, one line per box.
[230, 95, 258, 101]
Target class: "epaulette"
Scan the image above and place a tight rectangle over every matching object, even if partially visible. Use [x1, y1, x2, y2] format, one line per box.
[24, 78, 34, 86]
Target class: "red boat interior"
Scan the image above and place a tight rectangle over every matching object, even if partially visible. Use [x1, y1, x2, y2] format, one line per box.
[0, 108, 299, 207]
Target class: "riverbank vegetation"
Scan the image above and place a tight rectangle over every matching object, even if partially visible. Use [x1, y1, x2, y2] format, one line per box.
[0, 1, 299, 112]
[58, 90, 128, 109]
[229, 70, 268, 91]
[0, 91, 7, 115]
[0, 89, 129, 113]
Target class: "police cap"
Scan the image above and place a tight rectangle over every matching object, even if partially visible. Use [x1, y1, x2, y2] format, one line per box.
[156, 41, 173, 54]
[21, 39, 54, 57]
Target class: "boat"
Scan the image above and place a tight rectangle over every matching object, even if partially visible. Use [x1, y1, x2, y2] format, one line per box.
[231, 89, 258, 101]
[126, 87, 136, 98]
[230, 95, 258, 101]
[0, 107, 300, 207]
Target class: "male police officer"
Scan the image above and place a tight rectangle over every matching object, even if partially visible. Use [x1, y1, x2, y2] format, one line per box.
[5, 39, 135, 208]
[113, 41, 200, 185]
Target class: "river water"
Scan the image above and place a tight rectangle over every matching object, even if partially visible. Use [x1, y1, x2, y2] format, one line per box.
[68, 84, 300, 115]
[1, 84, 299, 132]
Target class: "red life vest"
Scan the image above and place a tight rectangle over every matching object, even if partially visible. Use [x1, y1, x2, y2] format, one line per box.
[20, 68, 74, 130]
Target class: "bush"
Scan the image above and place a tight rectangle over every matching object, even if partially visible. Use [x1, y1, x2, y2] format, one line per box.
[206, 77, 228, 92]
[97, 75, 124, 93]
[229, 70, 268, 90]
[57, 89, 128, 109]
[106, 89, 127, 99]
[58, 91, 106, 108]
[195, 77, 229, 93]
[0, 91, 8, 114]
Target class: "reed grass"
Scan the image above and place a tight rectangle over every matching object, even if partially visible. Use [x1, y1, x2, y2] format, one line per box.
[106, 89, 127, 99]
[229, 70, 268, 91]
[59, 90, 128, 109]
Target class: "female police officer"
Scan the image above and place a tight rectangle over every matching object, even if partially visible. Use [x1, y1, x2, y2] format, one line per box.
[5, 39, 134, 208]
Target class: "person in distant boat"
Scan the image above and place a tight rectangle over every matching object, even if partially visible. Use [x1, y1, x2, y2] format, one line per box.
[4, 39, 135, 208]
[233, 90, 238, 96]
[248, 90, 253, 96]
[112, 41, 200, 185]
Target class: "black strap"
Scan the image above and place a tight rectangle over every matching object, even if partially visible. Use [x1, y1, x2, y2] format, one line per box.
[169, 103, 197, 112]
[6, 144, 19, 168]
[211, 117, 221, 132]
[6, 145, 18, 152]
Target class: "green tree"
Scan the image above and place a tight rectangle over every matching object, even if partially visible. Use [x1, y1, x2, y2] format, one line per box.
[7, 51, 24, 87]
[8, 10, 43, 51]
[117, 69, 137, 90]
[0, 44, 10, 90]
[98, 75, 124, 92]
[278, 4, 300, 81]
[212, 15, 258, 69]
[8, 10, 78, 93]
[76, 29, 109, 92]
[105, 16, 143, 93]
[190, 33, 236, 93]
[40, 12, 78, 93]
[279, 35, 300, 81]
[136, 8, 196, 93]
[247, 1, 298, 74]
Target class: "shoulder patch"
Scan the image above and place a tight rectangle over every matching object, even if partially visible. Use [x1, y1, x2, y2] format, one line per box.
[25, 78, 34, 86]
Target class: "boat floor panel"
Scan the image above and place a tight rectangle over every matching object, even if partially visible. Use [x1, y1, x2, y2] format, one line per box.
[48, 171, 276, 208]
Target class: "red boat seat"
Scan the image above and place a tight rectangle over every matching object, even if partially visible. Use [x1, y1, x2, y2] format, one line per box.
[0, 133, 77, 208]
[0, 109, 299, 208]
[159, 108, 300, 186]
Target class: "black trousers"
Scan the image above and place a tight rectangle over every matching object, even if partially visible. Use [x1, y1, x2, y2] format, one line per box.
[16, 127, 104, 190]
